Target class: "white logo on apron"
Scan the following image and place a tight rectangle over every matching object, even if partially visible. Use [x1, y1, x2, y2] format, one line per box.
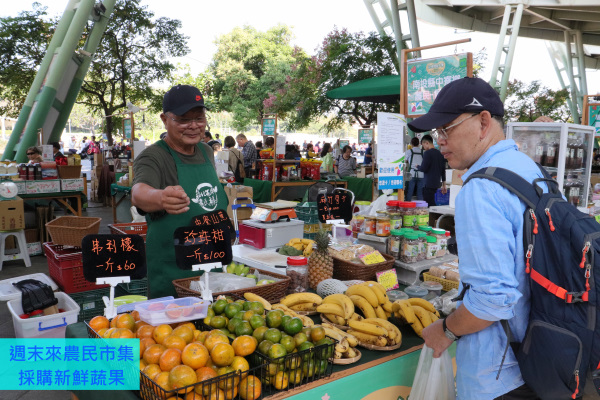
[191, 183, 219, 211]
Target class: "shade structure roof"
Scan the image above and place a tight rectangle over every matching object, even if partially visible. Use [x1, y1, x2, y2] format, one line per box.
[326, 75, 400, 104]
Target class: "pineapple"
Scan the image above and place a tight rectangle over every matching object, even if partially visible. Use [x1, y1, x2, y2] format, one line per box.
[308, 229, 333, 289]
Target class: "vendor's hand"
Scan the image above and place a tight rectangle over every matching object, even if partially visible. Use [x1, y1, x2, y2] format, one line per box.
[422, 319, 453, 358]
[441, 184, 447, 195]
[161, 185, 190, 214]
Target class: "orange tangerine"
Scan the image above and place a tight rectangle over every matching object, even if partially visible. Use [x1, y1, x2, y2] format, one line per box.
[210, 343, 235, 367]
[204, 333, 229, 352]
[239, 375, 262, 400]
[232, 335, 256, 357]
[172, 325, 194, 344]
[137, 324, 155, 339]
[153, 324, 174, 344]
[159, 348, 182, 372]
[194, 366, 218, 396]
[142, 363, 162, 380]
[181, 342, 209, 370]
[89, 316, 110, 332]
[168, 364, 196, 394]
[143, 344, 167, 365]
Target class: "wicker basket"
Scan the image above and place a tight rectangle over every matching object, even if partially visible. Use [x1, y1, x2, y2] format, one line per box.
[57, 165, 82, 179]
[422, 272, 459, 291]
[45, 216, 101, 246]
[173, 268, 291, 303]
[332, 253, 396, 281]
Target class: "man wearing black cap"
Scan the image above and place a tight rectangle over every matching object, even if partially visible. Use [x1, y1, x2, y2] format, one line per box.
[410, 77, 544, 400]
[132, 84, 228, 298]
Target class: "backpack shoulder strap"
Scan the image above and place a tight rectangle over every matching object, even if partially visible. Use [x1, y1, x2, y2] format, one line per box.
[463, 167, 540, 209]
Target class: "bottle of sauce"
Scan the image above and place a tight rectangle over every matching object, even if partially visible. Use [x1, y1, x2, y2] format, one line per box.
[533, 139, 545, 165]
[565, 137, 575, 170]
[544, 139, 558, 168]
[574, 137, 585, 170]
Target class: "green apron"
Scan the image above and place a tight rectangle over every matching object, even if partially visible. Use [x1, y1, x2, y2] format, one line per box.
[145, 140, 229, 299]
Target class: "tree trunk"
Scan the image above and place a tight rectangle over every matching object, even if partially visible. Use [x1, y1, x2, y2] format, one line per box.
[105, 116, 114, 146]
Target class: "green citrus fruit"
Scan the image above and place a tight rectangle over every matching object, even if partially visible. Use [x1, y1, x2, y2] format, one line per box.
[280, 335, 296, 353]
[249, 315, 266, 330]
[242, 310, 256, 321]
[267, 343, 287, 360]
[264, 328, 282, 344]
[210, 315, 228, 329]
[227, 317, 243, 333]
[234, 321, 253, 337]
[283, 317, 303, 336]
[252, 326, 269, 342]
[266, 310, 283, 328]
[224, 302, 243, 319]
[258, 339, 274, 355]
[249, 301, 265, 315]
[212, 299, 228, 315]
[293, 332, 308, 348]
[242, 301, 252, 311]
[281, 315, 292, 326]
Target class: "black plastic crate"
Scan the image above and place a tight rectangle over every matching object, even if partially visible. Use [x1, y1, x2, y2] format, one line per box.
[70, 288, 110, 322]
[115, 278, 148, 297]
[249, 337, 336, 394]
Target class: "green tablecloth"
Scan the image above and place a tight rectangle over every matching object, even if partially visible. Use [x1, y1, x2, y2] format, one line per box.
[242, 177, 374, 203]
[111, 183, 132, 196]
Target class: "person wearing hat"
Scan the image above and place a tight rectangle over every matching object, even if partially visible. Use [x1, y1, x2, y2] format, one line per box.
[411, 77, 546, 400]
[131, 84, 228, 298]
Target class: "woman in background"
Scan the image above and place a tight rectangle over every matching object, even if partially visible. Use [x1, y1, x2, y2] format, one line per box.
[320, 143, 333, 173]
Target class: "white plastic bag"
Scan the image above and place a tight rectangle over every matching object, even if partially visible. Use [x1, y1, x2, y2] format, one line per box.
[409, 345, 456, 400]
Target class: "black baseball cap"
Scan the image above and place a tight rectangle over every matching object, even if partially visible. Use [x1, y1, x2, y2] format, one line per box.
[408, 77, 504, 133]
[162, 84, 205, 115]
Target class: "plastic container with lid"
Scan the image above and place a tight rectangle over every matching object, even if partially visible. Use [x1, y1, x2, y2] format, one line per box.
[398, 201, 418, 228]
[414, 200, 429, 226]
[387, 229, 402, 258]
[386, 200, 399, 212]
[388, 212, 402, 230]
[387, 290, 409, 301]
[425, 236, 439, 259]
[415, 231, 428, 261]
[431, 228, 447, 257]
[404, 285, 429, 298]
[420, 281, 443, 297]
[286, 256, 309, 293]
[376, 216, 391, 237]
[418, 226, 433, 234]
[364, 216, 377, 235]
[400, 232, 420, 263]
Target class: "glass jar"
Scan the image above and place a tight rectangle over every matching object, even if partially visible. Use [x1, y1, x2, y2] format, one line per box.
[388, 212, 402, 230]
[350, 215, 365, 236]
[376, 216, 391, 237]
[414, 200, 429, 226]
[431, 228, 447, 257]
[400, 232, 420, 263]
[386, 200, 399, 212]
[387, 229, 402, 258]
[398, 201, 418, 228]
[425, 236, 439, 259]
[415, 231, 427, 261]
[364, 216, 377, 235]
[286, 256, 309, 293]
[418, 226, 433, 234]
[533, 139, 545, 165]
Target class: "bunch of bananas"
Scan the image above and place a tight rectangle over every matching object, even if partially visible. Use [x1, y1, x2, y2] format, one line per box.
[273, 292, 323, 326]
[392, 298, 440, 338]
[347, 317, 402, 348]
[285, 238, 314, 257]
[318, 282, 393, 326]
[321, 321, 360, 360]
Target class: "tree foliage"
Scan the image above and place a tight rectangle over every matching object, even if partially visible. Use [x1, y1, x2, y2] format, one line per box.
[0, 4, 56, 117]
[209, 25, 304, 132]
[78, 0, 189, 144]
[268, 28, 400, 133]
[505, 79, 571, 122]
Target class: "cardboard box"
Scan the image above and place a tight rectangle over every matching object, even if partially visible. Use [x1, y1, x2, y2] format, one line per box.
[24, 228, 39, 243]
[452, 169, 468, 186]
[449, 184, 462, 208]
[590, 174, 600, 190]
[26, 180, 60, 194]
[94, 153, 104, 166]
[27, 242, 42, 256]
[61, 178, 84, 192]
[15, 181, 26, 195]
[0, 197, 24, 230]
[225, 185, 254, 221]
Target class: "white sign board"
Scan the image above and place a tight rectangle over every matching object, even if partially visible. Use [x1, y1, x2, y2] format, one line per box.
[376, 112, 406, 190]
[276, 135, 286, 156]
[42, 145, 54, 161]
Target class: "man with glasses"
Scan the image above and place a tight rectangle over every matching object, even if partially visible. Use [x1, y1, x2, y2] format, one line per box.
[415, 134, 447, 206]
[132, 85, 228, 298]
[408, 77, 545, 400]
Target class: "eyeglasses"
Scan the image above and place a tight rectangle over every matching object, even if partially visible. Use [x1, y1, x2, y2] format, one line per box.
[27, 153, 35, 156]
[432, 113, 479, 141]
[166, 114, 206, 127]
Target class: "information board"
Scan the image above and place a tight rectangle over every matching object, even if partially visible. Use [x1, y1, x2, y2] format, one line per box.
[339, 140, 349, 149]
[123, 118, 132, 140]
[173, 209, 233, 270]
[588, 104, 600, 136]
[406, 53, 471, 117]
[317, 193, 353, 223]
[262, 117, 276, 136]
[358, 129, 373, 144]
[376, 112, 406, 190]
[82, 234, 146, 281]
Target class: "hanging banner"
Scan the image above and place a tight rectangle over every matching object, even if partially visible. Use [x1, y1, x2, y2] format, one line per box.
[261, 117, 277, 136]
[406, 53, 472, 118]
[358, 128, 374, 144]
[123, 118, 132, 140]
[377, 113, 406, 190]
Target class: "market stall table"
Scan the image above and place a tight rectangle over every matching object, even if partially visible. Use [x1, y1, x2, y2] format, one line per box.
[111, 184, 132, 223]
[242, 179, 349, 202]
[21, 191, 84, 216]
[394, 253, 459, 286]
[65, 315, 453, 400]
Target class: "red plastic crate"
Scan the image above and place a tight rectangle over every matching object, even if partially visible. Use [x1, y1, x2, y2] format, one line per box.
[43, 242, 109, 293]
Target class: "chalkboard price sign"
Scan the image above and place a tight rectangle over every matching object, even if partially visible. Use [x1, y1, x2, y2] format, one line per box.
[82, 234, 147, 281]
[317, 193, 353, 223]
[174, 209, 233, 270]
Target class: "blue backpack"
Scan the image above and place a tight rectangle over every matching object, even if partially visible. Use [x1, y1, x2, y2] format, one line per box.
[464, 166, 600, 400]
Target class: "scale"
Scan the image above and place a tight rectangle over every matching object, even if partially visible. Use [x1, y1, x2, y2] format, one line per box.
[250, 200, 298, 222]
[0, 174, 19, 200]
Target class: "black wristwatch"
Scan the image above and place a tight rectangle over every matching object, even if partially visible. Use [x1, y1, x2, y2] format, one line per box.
[443, 318, 461, 341]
